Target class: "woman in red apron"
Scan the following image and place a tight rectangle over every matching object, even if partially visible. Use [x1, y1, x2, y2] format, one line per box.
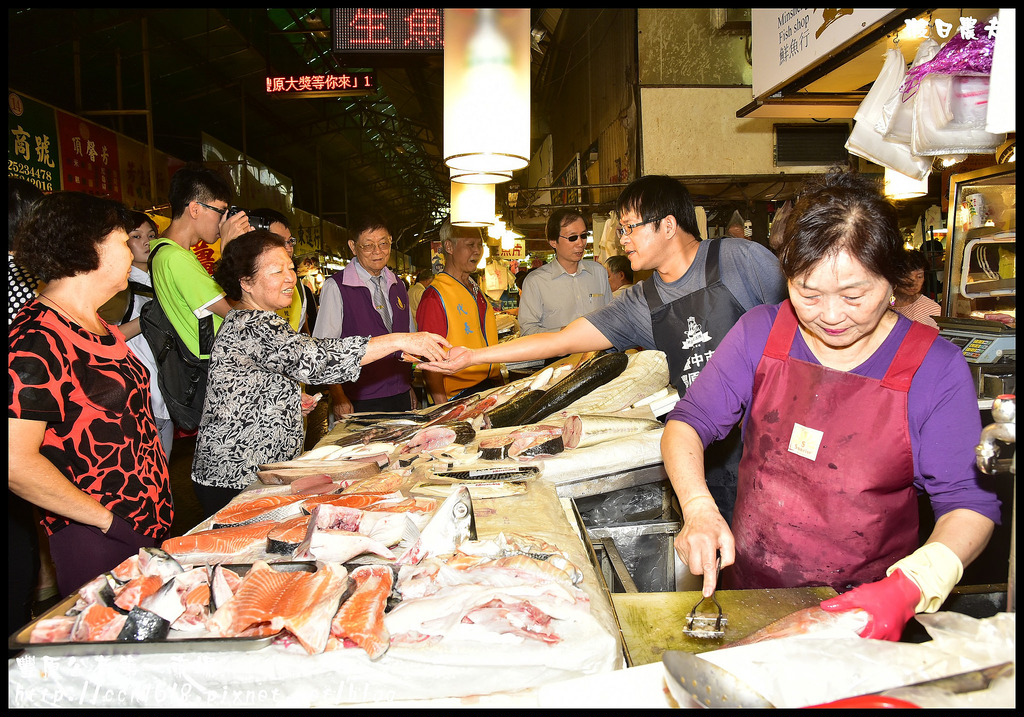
[662, 169, 1000, 641]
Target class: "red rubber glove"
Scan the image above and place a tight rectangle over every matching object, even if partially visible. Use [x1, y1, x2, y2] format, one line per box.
[819, 569, 921, 641]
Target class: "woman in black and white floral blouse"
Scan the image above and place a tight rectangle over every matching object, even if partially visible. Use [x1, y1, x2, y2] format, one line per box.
[190, 230, 451, 516]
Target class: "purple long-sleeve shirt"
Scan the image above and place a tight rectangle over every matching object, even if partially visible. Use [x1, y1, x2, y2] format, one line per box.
[667, 302, 1002, 523]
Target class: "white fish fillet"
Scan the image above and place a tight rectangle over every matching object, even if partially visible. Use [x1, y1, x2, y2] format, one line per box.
[561, 413, 664, 450]
[384, 581, 586, 637]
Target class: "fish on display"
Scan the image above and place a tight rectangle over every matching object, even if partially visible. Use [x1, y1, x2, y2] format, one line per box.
[560, 413, 664, 450]
[138, 547, 185, 581]
[28, 616, 77, 644]
[398, 421, 476, 456]
[505, 424, 565, 460]
[116, 606, 171, 642]
[208, 560, 351, 655]
[312, 503, 431, 548]
[266, 514, 315, 555]
[113, 574, 165, 612]
[211, 494, 308, 528]
[294, 505, 397, 563]
[329, 564, 395, 659]
[70, 603, 127, 642]
[395, 484, 476, 565]
[257, 459, 381, 487]
[478, 434, 517, 460]
[209, 564, 244, 613]
[71, 572, 123, 614]
[161, 521, 279, 566]
[514, 352, 630, 426]
[483, 387, 545, 429]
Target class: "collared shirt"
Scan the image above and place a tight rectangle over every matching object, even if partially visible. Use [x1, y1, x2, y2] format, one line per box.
[518, 258, 612, 335]
[313, 259, 416, 340]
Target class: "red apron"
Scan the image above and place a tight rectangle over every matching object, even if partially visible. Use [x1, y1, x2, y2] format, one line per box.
[728, 301, 937, 591]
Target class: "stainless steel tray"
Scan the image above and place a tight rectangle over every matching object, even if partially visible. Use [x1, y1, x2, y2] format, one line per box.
[8, 562, 315, 656]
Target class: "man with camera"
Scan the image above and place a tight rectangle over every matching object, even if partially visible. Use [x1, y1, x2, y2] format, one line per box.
[150, 162, 252, 362]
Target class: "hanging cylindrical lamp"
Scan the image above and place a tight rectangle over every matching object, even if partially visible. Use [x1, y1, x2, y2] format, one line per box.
[444, 9, 530, 174]
[500, 229, 517, 251]
[883, 167, 930, 200]
[451, 168, 514, 185]
[450, 181, 495, 227]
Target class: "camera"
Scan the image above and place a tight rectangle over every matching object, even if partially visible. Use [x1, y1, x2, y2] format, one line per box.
[226, 206, 270, 231]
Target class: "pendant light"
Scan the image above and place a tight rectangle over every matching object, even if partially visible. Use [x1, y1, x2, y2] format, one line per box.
[451, 181, 495, 227]
[883, 167, 929, 200]
[444, 9, 530, 175]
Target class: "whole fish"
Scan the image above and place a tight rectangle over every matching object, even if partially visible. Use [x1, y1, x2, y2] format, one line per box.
[484, 387, 546, 429]
[724, 605, 870, 648]
[560, 350, 670, 415]
[515, 352, 630, 425]
[560, 413, 664, 450]
[396, 485, 476, 565]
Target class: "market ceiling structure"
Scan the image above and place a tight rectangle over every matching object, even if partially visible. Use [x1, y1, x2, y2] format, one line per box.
[9, 8, 538, 250]
[9, 8, 965, 250]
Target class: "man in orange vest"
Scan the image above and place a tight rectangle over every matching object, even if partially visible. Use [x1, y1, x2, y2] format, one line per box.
[416, 220, 503, 404]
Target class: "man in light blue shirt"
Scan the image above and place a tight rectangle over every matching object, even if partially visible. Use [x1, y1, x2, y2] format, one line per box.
[518, 208, 612, 336]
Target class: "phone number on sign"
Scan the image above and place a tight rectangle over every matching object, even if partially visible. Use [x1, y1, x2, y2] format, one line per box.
[9, 160, 54, 191]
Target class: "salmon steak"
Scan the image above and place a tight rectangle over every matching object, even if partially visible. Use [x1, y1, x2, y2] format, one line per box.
[208, 561, 350, 654]
[330, 565, 395, 660]
[161, 521, 278, 564]
[266, 514, 314, 555]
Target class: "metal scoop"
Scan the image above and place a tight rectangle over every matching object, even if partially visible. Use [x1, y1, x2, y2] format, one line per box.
[683, 554, 727, 639]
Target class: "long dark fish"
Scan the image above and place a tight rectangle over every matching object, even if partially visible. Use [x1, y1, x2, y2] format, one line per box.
[484, 387, 546, 428]
[515, 352, 630, 425]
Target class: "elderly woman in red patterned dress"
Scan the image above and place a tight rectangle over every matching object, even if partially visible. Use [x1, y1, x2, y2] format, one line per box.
[9, 191, 174, 598]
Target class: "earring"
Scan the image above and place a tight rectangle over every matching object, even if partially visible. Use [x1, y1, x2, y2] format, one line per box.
[889, 294, 896, 307]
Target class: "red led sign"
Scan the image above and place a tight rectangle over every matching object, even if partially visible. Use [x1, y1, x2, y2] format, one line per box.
[265, 72, 378, 98]
[331, 8, 444, 53]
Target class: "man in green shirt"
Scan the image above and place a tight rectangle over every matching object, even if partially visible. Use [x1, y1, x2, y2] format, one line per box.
[150, 163, 251, 359]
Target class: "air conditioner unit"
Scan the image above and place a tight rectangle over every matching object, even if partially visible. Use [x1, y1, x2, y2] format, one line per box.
[774, 123, 852, 167]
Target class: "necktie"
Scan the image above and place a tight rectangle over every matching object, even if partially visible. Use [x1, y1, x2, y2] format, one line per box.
[372, 275, 392, 331]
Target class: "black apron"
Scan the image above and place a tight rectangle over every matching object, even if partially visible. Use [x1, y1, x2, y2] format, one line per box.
[643, 238, 747, 524]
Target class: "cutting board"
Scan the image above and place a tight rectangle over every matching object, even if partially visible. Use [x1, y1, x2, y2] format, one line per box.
[612, 586, 837, 666]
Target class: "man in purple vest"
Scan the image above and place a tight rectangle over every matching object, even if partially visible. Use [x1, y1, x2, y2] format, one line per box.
[313, 214, 415, 423]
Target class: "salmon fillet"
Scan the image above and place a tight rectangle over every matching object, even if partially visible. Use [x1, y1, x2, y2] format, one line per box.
[161, 521, 278, 563]
[208, 561, 349, 654]
[330, 565, 394, 660]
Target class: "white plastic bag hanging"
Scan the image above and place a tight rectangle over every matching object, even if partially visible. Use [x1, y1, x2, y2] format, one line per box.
[877, 38, 940, 143]
[846, 48, 932, 180]
[903, 24, 1007, 156]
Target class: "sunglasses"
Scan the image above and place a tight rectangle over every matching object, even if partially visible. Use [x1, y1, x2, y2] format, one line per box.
[559, 231, 591, 243]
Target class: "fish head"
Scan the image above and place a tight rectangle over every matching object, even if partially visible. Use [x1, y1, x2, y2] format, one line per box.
[139, 547, 184, 580]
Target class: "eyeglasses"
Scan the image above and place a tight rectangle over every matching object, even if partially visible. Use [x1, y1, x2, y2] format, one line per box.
[559, 231, 591, 243]
[285, 237, 297, 247]
[617, 216, 664, 238]
[196, 201, 228, 217]
[356, 239, 392, 253]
